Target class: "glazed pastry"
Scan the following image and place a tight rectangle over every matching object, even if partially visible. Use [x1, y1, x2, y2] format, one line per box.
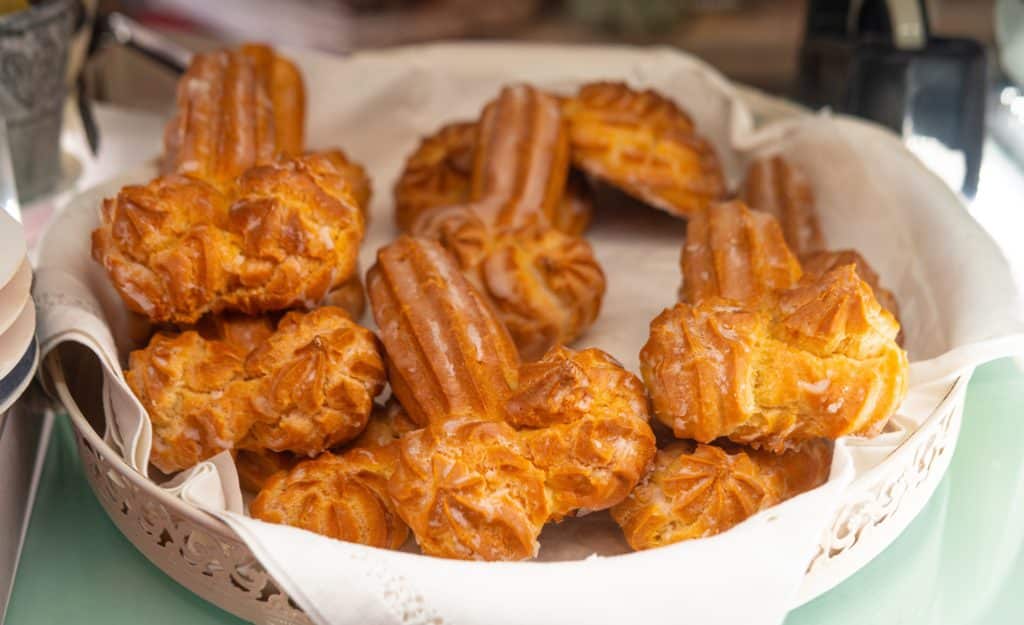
[642, 263, 908, 451]
[562, 81, 726, 218]
[612, 440, 832, 549]
[740, 155, 825, 257]
[238, 307, 386, 455]
[250, 446, 409, 549]
[394, 119, 593, 236]
[680, 200, 802, 304]
[92, 150, 365, 324]
[509, 346, 655, 520]
[127, 307, 385, 473]
[367, 233, 521, 427]
[368, 236, 655, 560]
[162, 44, 305, 191]
[393, 121, 477, 233]
[409, 85, 606, 360]
[802, 248, 901, 338]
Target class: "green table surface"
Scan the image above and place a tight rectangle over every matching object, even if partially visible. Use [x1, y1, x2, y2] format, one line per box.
[7, 358, 1024, 625]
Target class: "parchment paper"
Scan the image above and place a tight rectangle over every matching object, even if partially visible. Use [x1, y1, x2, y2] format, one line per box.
[34, 43, 1024, 625]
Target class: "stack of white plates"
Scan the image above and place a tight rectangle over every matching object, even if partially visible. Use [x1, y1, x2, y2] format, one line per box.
[0, 210, 35, 421]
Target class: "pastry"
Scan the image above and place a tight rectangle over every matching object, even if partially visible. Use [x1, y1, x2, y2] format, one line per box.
[368, 236, 655, 560]
[611, 440, 832, 549]
[509, 346, 655, 520]
[367, 233, 520, 427]
[127, 306, 385, 473]
[394, 120, 593, 236]
[238, 307, 386, 456]
[740, 155, 825, 257]
[562, 81, 726, 218]
[680, 200, 802, 304]
[740, 157, 901, 330]
[802, 249, 902, 338]
[92, 150, 366, 324]
[409, 85, 606, 360]
[393, 121, 477, 233]
[250, 446, 409, 549]
[642, 263, 908, 451]
[162, 44, 305, 191]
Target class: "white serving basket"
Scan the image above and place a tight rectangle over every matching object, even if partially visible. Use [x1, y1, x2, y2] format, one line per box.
[35, 43, 1022, 625]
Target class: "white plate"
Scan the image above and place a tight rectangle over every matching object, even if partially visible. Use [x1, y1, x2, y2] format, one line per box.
[0, 211, 25, 291]
[0, 336, 38, 418]
[0, 258, 31, 336]
[0, 299, 34, 381]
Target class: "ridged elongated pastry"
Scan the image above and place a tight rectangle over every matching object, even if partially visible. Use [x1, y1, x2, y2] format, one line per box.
[367, 235, 520, 426]
[127, 307, 385, 473]
[740, 155, 825, 257]
[642, 264, 908, 451]
[680, 200, 802, 304]
[249, 400, 415, 548]
[562, 81, 726, 218]
[611, 440, 832, 550]
[162, 44, 305, 191]
[92, 150, 365, 324]
[409, 86, 607, 360]
[394, 120, 592, 236]
[368, 237, 654, 560]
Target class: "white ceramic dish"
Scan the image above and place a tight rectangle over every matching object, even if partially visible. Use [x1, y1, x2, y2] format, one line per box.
[0, 212, 26, 290]
[0, 299, 34, 381]
[0, 259, 32, 337]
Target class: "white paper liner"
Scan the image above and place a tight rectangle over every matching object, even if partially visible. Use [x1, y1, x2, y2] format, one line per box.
[33, 43, 1024, 625]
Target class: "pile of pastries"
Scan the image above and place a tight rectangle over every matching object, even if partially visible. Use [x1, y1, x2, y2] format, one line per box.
[91, 43, 908, 560]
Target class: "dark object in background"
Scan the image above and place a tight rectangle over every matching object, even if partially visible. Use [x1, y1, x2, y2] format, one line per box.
[0, 0, 74, 201]
[798, 0, 986, 197]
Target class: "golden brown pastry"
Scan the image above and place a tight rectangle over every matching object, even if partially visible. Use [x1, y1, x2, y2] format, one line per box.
[680, 200, 802, 304]
[368, 236, 655, 560]
[562, 81, 726, 218]
[92, 150, 365, 324]
[740, 155, 825, 257]
[419, 211, 605, 361]
[740, 157, 901, 333]
[128, 327, 258, 475]
[394, 121, 477, 233]
[802, 249, 901, 338]
[509, 346, 655, 520]
[611, 440, 832, 549]
[250, 446, 409, 549]
[642, 263, 908, 451]
[127, 307, 385, 473]
[409, 86, 606, 360]
[394, 120, 593, 237]
[238, 307, 387, 455]
[162, 44, 305, 191]
[367, 233, 520, 427]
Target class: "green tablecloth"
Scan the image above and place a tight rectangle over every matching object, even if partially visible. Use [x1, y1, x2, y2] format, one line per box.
[8, 359, 1024, 625]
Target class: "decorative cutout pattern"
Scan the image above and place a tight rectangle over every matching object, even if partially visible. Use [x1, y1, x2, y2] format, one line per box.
[72, 381, 962, 625]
